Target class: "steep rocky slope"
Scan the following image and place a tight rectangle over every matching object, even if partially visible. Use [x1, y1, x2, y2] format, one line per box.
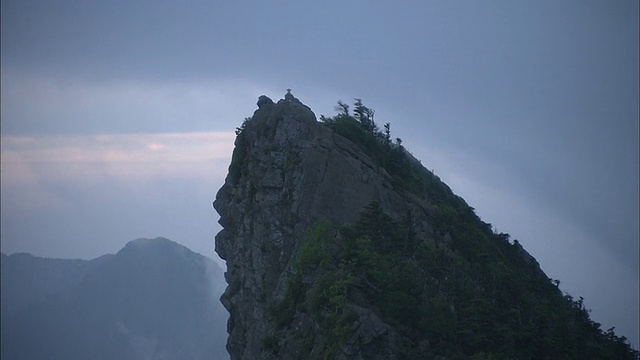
[214, 93, 417, 358]
[214, 93, 637, 359]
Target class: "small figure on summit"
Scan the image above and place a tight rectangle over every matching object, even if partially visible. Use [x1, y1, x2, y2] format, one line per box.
[285, 88, 294, 101]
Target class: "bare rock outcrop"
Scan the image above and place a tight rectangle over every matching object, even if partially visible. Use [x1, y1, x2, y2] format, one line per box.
[213, 93, 638, 360]
[214, 93, 435, 359]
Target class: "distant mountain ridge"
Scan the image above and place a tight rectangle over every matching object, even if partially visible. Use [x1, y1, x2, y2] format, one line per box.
[1, 251, 113, 318]
[1, 237, 229, 360]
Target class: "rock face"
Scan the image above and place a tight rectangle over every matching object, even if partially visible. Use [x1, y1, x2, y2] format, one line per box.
[214, 93, 638, 359]
[215, 93, 444, 358]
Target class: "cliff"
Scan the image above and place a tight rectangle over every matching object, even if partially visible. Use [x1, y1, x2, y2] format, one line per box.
[214, 92, 417, 358]
[214, 93, 637, 359]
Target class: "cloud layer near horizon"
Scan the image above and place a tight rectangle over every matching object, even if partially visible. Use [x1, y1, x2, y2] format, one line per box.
[2, 132, 235, 181]
[1, 132, 234, 263]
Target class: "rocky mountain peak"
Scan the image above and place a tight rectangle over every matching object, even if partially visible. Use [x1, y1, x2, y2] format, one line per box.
[214, 95, 638, 359]
[215, 94, 408, 358]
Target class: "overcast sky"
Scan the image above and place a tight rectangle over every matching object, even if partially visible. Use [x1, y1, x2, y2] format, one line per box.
[1, 0, 638, 347]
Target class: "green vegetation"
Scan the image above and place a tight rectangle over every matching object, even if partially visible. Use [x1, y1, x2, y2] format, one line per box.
[269, 100, 638, 359]
[275, 206, 637, 359]
[320, 99, 456, 198]
[261, 332, 280, 354]
[228, 118, 250, 185]
[270, 221, 357, 359]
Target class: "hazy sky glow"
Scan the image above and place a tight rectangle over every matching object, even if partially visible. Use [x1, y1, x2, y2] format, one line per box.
[1, 0, 638, 347]
[1, 132, 235, 258]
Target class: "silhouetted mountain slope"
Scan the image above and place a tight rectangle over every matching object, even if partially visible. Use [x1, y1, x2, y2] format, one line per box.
[214, 93, 637, 359]
[1, 237, 228, 360]
[1, 252, 112, 318]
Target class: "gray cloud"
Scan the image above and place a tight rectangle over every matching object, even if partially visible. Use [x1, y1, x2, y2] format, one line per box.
[0, 72, 276, 135]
